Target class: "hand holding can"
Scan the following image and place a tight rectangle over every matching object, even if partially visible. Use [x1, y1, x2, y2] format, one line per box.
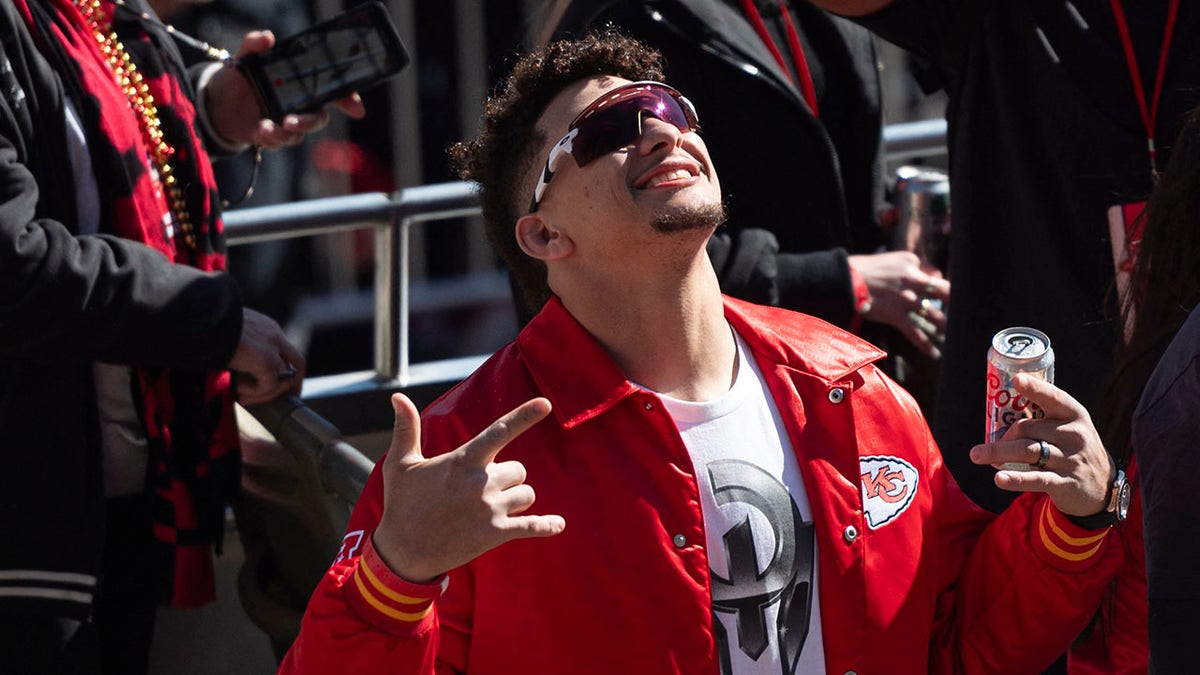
[984, 327, 1055, 470]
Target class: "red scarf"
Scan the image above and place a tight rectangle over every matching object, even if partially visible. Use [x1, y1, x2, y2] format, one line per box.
[18, 0, 239, 608]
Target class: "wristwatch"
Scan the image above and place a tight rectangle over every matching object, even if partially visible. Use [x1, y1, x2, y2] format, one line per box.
[1066, 469, 1130, 530]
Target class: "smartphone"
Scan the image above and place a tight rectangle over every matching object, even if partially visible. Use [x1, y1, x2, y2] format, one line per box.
[237, 1, 409, 121]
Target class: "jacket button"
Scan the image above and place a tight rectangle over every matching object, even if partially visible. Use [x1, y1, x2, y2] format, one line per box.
[842, 525, 858, 543]
[644, 401, 654, 411]
[845, 671, 858, 675]
[828, 387, 845, 403]
[672, 534, 686, 548]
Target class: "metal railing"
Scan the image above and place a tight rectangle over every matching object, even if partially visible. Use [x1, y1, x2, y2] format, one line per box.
[224, 117, 947, 430]
[223, 119, 947, 650]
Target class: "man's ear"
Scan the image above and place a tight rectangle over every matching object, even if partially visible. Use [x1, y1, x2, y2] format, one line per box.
[515, 213, 574, 261]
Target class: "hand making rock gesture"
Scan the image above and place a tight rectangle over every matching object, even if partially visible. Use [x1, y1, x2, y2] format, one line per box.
[371, 394, 566, 583]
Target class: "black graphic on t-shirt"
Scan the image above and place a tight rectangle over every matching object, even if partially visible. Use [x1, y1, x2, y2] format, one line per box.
[708, 459, 814, 675]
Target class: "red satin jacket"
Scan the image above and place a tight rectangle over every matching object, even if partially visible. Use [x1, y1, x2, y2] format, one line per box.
[280, 296, 1122, 675]
[1069, 462, 1146, 674]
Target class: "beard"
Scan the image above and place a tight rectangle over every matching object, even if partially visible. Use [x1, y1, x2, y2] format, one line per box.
[651, 201, 727, 234]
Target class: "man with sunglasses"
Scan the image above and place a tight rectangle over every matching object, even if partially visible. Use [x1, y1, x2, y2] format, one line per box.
[540, 0, 950, 362]
[281, 33, 1122, 675]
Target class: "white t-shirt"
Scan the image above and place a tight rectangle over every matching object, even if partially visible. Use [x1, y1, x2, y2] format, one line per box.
[652, 331, 825, 675]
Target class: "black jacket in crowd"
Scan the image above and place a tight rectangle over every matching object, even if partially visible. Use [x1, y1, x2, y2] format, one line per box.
[0, 0, 243, 620]
[550, 0, 887, 327]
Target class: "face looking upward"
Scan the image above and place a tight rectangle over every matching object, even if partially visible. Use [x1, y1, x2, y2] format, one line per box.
[515, 76, 725, 269]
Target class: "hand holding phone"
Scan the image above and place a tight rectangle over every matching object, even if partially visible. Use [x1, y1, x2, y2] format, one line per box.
[236, 1, 409, 122]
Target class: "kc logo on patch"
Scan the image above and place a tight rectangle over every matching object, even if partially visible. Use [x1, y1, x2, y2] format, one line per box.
[334, 530, 365, 566]
[859, 456, 919, 529]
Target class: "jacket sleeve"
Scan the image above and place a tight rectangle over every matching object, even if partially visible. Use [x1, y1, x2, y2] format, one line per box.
[279, 453, 470, 675]
[190, 62, 249, 158]
[707, 229, 857, 327]
[852, 0, 982, 95]
[0, 124, 244, 370]
[926, 438, 1124, 672]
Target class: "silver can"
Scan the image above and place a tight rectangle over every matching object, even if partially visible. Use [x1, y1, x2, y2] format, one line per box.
[892, 166, 951, 272]
[985, 327, 1055, 470]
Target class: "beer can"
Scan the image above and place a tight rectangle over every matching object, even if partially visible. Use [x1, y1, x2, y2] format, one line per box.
[892, 166, 951, 272]
[985, 327, 1055, 470]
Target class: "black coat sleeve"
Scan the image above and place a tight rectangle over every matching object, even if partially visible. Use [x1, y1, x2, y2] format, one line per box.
[1134, 306, 1200, 672]
[0, 136, 243, 369]
[0, 27, 243, 371]
[553, 0, 866, 326]
[707, 228, 855, 327]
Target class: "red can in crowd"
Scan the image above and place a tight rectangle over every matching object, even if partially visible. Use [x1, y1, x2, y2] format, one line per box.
[985, 327, 1055, 469]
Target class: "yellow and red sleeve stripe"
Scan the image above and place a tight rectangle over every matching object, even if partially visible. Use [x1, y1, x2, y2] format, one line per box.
[1030, 498, 1111, 572]
[343, 532, 446, 634]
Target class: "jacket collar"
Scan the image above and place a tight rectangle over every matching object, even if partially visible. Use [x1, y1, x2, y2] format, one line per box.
[518, 295, 885, 429]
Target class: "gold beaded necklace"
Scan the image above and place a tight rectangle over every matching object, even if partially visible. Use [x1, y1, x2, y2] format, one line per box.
[74, 0, 196, 248]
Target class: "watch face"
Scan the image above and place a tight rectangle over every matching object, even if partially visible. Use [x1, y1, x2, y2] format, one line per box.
[1115, 478, 1132, 522]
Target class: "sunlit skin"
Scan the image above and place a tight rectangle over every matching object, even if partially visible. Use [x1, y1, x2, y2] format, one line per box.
[514, 77, 737, 402]
[370, 76, 738, 583]
[519, 76, 723, 273]
[369, 74, 1113, 589]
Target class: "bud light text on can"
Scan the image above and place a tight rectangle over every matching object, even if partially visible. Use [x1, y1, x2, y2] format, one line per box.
[985, 327, 1055, 470]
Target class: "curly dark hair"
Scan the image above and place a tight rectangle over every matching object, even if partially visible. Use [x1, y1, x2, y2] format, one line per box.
[448, 30, 664, 320]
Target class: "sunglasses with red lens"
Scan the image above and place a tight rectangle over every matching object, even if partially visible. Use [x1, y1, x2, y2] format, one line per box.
[529, 81, 700, 212]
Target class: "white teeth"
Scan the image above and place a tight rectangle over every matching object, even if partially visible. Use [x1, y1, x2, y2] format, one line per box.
[648, 169, 693, 187]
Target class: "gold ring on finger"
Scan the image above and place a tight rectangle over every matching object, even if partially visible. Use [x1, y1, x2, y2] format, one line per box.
[918, 296, 933, 318]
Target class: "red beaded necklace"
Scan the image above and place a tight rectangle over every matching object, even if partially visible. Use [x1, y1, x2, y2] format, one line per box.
[74, 0, 195, 248]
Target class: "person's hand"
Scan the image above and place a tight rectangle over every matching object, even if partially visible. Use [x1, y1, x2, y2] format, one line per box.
[848, 251, 950, 358]
[371, 394, 566, 583]
[227, 308, 305, 404]
[204, 31, 367, 150]
[968, 374, 1116, 517]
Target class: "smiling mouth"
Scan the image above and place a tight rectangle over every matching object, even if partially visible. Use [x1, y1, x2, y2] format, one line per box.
[640, 168, 697, 189]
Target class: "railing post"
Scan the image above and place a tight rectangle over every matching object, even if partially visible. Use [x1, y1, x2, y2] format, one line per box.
[374, 207, 400, 381]
[398, 215, 411, 385]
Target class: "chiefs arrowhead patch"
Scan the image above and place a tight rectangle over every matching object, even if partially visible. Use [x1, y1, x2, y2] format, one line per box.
[859, 456, 919, 529]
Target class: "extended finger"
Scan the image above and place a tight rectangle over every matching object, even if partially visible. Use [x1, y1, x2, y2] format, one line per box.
[917, 275, 951, 301]
[259, 130, 303, 149]
[1020, 438, 1056, 469]
[334, 92, 367, 119]
[899, 313, 942, 359]
[280, 110, 331, 135]
[387, 393, 423, 466]
[970, 439, 1056, 468]
[993, 468, 1072, 494]
[1012, 374, 1086, 421]
[462, 398, 552, 466]
[501, 514, 566, 539]
[915, 297, 948, 333]
[254, 120, 303, 149]
[234, 30, 274, 58]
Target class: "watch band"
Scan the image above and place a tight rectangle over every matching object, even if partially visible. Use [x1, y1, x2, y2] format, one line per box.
[1065, 468, 1128, 530]
[1065, 507, 1118, 530]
